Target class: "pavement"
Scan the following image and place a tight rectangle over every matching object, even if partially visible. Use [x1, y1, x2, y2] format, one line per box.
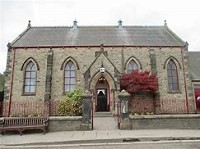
[0, 116, 200, 148]
[0, 129, 200, 147]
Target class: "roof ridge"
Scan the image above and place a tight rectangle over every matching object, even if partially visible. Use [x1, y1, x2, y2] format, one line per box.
[30, 25, 164, 28]
[32, 26, 70, 28]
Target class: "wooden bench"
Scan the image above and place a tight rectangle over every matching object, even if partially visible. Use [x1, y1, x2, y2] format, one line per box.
[0, 117, 48, 135]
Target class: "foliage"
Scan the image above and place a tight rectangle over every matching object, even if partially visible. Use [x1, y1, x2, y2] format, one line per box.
[65, 88, 82, 101]
[0, 73, 5, 91]
[58, 88, 83, 116]
[120, 70, 158, 95]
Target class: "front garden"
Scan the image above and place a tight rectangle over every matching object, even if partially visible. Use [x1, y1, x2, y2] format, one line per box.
[2, 89, 83, 117]
[120, 70, 159, 115]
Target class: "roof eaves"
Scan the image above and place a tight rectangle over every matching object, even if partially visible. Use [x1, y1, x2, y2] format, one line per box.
[192, 79, 200, 82]
[12, 45, 184, 49]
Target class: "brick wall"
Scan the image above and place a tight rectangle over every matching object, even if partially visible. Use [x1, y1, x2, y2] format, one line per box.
[2, 100, 61, 117]
[129, 94, 155, 114]
[129, 95, 187, 114]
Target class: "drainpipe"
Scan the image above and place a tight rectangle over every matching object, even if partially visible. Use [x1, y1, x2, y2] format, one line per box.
[181, 43, 189, 113]
[8, 47, 16, 116]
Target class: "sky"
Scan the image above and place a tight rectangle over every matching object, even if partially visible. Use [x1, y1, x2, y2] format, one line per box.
[0, 0, 200, 73]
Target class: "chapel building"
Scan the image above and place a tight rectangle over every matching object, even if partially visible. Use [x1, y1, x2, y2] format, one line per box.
[3, 20, 200, 116]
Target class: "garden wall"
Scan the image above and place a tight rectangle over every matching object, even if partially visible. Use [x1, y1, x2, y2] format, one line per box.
[49, 116, 86, 132]
[129, 114, 200, 129]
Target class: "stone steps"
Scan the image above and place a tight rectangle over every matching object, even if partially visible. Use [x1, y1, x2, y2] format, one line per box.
[94, 112, 113, 117]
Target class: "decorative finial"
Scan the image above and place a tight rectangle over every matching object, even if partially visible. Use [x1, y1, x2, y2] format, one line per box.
[101, 59, 104, 67]
[164, 20, 167, 27]
[7, 42, 11, 49]
[185, 41, 189, 49]
[28, 20, 31, 27]
[73, 19, 78, 29]
[118, 19, 123, 28]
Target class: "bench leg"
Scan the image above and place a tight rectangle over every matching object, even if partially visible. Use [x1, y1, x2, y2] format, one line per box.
[19, 129, 23, 136]
[43, 128, 46, 135]
[0, 130, 4, 135]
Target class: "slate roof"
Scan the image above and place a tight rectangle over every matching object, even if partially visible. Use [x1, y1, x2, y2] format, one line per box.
[188, 52, 200, 80]
[11, 25, 185, 47]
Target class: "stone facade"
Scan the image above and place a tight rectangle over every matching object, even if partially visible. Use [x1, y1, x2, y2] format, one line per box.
[4, 45, 196, 115]
[3, 22, 197, 116]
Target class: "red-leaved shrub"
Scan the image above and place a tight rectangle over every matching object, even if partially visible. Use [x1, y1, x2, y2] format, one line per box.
[120, 71, 158, 95]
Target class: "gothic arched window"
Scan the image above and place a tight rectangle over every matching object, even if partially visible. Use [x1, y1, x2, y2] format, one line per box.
[127, 60, 138, 73]
[24, 61, 36, 93]
[64, 61, 76, 92]
[167, 60, 179, 92]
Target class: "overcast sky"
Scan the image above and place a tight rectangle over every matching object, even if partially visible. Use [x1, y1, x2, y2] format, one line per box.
[0, 0, 200, 73]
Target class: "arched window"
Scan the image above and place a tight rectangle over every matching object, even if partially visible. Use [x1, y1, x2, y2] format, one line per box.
[167, 60, 179, 92]
[127, 60, 138, 73]
[24, 61, 36, 93]
[64, 61, 76, 92]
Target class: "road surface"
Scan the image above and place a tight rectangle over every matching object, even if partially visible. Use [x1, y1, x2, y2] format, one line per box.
[1, 140, 200, 149]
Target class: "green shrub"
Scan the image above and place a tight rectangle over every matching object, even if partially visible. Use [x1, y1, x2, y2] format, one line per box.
[65, 88, 82, 101]
[58, 88, 83, 116]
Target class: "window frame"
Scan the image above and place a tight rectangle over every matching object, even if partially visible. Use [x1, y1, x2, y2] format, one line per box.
[64, 61, 76, 93]
[22, 61, 37, 96]
[127, 59, 138, 73]
[167, 59, 180, 93]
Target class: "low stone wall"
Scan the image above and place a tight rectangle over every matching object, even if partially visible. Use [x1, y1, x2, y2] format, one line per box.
[129, 114, 200, 129]
[48, 116, 91, 132]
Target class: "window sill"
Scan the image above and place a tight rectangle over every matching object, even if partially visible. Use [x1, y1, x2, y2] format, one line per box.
[22, 93, 36, 96]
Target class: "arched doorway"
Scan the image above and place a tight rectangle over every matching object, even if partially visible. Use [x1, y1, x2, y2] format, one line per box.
[95, 76, 110, 112]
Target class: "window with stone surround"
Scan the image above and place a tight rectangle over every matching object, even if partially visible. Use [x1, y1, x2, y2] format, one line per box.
[127, 60, 138, 73]
[64, 61, 76, 92]
[23, 61, 36, 94]
[167, 59, 179, 92]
